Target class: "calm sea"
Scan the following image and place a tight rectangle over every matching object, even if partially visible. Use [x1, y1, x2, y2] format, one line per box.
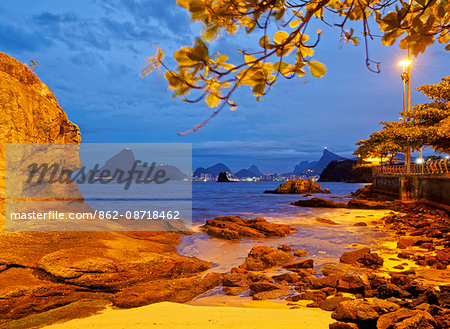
[191, 181, 363, 224]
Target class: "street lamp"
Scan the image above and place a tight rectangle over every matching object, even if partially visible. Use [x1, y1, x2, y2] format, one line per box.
[399, 58, 412, 174]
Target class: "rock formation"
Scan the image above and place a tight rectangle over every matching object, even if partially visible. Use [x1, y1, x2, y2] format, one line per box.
[217, 171, 231, 182]
[264, 179, 329, 194]
[0, 52, 218, 324]
[200, 215, 296, 240]
[0, 51, 82, 224]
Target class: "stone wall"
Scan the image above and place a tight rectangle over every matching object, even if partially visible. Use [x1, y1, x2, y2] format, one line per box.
[372, 175, 401, 199]
[373, 174, 450, 210]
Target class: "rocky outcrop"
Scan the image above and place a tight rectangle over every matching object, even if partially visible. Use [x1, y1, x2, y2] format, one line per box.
[340, 248, 384, 269]
[0, 231, 215, 323]
[200, 216, 296, 240]
[111, 272, 222, 308]
[0, 53, 218, 324]
[240, 245, 296, 270]
[319, 160, 373, 183]
[264, 179, 329, 194]
[291, 197, 347, 208]
[331, 298, 401, 322]
[217, 171, 231, 182]
[0, 52, 82, 224]
[319, 159, 356, 182]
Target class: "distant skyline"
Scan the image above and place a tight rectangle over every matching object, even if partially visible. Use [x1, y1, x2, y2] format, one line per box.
[1, 0, 448, 173]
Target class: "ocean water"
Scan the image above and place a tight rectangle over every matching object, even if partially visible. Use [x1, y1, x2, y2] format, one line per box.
[191, 181, 364, 224]
[181, 181, 395, 276]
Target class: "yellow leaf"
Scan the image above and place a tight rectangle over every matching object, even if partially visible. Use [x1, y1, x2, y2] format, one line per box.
[176, 0, 189, 9]
[274, 30, 290, 44]
[205, 93, 220, 108]
[308, 61, 326, 78]
[217, 54, 228, 63]
[244, 54, 256, 65]
[289, 20, 301, 28]
[438, 30, 450, 44]
[298, 46, 314, 58]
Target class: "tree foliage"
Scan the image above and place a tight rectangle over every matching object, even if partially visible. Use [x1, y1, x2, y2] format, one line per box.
[141, 0, 450, 134]
[355, 76, 450, 159]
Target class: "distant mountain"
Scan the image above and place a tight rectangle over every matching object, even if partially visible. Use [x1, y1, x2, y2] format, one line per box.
[193, 163, 231, 178]
[293, 160, 317, 175]
[101, 148, 135, 173]
[292, 149, 345, 176]
[99, 148, 186, 180]
[248, 165, 263, 176]
[235, 164, 263, 178]
[309, 149, 342, 175]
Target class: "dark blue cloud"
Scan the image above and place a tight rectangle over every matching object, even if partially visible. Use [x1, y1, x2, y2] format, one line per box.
[0, 23, 51, 52]
[117, 0, 190, 35]
[33, 12, 78, 25]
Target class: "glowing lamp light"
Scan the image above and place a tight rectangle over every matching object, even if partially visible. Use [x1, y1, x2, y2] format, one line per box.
[398, 59, 411, 68]
[415, 158, 424, 164]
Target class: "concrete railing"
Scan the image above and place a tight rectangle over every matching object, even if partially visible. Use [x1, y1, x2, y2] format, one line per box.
[373, 159, 449, 176]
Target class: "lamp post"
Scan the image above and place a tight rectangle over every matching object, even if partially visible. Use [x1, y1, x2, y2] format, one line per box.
[399, 59, 411, 174]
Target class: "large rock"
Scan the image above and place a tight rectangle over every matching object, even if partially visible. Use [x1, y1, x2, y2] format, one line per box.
[319, 296, 353, 311]
[291, 197, 348, 208]
[283, 259, 315, 270]
[264, 179, 326, 194]
[340, 248, 371, 265]
[332, 298, 401, 322]
[377, 308, 436, 329]
[37, 246, 210, 290]
[240, 246, 296, 271]
[0, 231, 212, 323]
[347, 199, 389, 209]
[336, 275, 366, 294]
[111, 272, 222, 308]
[0, 51, 82, 224]
[0, 52, 217, 324]
[200, 216, 296, 240]
[340, 248, 384, 269]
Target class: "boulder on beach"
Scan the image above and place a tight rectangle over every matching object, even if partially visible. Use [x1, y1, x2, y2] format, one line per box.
[264, 179, 328, 194]
[291, 197, 347, 208]
[340, 248, 384, 269]
[200, 216, 296, 240]
[283, 259, 314, 270]
[331, 298, 401, 322]
[347, 199, 389, 209]
[240, 246, 296, 271]
[0, 231, 213, 323]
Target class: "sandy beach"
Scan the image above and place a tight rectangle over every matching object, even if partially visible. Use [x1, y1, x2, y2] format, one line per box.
[43, 302, 334, 329]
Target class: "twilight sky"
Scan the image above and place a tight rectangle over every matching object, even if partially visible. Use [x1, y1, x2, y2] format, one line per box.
[1, 0, 449, 173]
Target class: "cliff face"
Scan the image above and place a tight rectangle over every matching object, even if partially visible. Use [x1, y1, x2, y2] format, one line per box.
[0, 51, 81, 222]
[0, 53, 216, 325]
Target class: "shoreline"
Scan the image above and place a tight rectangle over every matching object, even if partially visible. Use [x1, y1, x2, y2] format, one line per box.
[1, 187, 448, 329]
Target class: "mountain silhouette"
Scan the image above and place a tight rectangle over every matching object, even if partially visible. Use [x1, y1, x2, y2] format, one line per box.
[193, 163, 231, 178]
[235, 165, 263, 178]
[293, 149, 345, 176]
[99, 148, 186, 180]
[248, 165, 263, 176]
